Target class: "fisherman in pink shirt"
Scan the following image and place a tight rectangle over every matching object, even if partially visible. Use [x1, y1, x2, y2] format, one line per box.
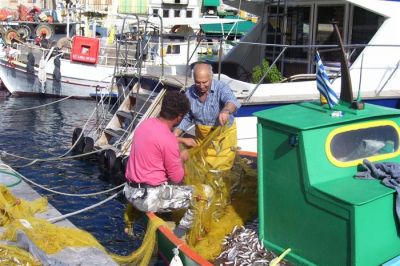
[123, 90, 194, 237]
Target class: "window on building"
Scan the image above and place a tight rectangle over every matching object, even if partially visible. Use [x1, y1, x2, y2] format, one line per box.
[153, 9, 159, 16]
[163, 9, 169, 17]
[187, 10, 193, 18]
[174, 10, 181, 17]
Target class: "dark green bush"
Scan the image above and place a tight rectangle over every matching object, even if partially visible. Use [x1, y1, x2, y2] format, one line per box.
[251, 59, 283, 83]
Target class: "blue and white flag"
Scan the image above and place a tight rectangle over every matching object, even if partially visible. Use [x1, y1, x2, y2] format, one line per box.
[315, 51, 339, 108]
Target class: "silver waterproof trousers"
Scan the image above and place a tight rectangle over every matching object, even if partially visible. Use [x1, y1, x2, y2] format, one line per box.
[123, 183, 194, 229]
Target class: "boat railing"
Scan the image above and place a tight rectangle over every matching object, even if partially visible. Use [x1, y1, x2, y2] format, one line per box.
[226, 41, 400, 102]
[13, 43, 54, 64]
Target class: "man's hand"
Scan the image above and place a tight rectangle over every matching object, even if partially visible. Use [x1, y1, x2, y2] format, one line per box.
[180, 149, 189, 162]
[179, 137, 197, 148]
[219, 110, 230, 126]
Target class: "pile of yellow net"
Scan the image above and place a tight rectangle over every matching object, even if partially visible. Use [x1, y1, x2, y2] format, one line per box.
[0, 183, 163, 266]
[183, 126, 258, 261]
[0, 244, 41, 265]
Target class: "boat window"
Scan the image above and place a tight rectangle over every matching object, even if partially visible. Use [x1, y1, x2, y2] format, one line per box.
[282, 6, 311, 76]
[350, 6, 383, 61]
[285, 6, 311, 59]
[316, 5, 344, 63]
[166, 45, 180, 54]
[327, 121, 400, 166]
[264, 5, 285, 64]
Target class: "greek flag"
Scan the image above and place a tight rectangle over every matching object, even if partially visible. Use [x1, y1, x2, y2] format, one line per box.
[315, 52, 339, 108]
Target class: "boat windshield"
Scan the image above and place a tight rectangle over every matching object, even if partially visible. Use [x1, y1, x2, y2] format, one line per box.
[328, 122, 400, 164]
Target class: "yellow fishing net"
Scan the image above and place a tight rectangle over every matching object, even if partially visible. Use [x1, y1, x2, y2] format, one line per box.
[124, 125, 258, 262]
[0, 183, 164, 266]
[0, 185, 47, 226]
[0, 243, 41, 265]
[183, 126, 258, 261]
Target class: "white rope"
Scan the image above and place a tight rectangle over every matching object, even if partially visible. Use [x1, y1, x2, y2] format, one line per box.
[47, 190, 123, 223]
[6, 148, 107, 168]
[2, 162, 126, 197]
[10, 95, 74, 112]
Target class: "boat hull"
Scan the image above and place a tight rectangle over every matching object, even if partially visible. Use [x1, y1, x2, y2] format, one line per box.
[0, 59, 112, 99]
[146, 213, 213, 266]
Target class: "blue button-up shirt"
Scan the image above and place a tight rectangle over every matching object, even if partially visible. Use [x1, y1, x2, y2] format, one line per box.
[177, 79, 241, 131]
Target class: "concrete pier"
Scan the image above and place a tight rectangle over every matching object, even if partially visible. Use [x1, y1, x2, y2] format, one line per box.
[0, 161, 118, 265]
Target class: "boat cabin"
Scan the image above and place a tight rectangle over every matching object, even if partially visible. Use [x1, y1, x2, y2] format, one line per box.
[255, 102, 400, 265]
[223, 0, 387, 80]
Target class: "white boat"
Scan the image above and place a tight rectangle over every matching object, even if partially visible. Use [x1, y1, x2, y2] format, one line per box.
[226, 0, 400, 154]
[0, 44, 114, 99]
[109, 0, 400, 155]
[0, 13, 248, 99]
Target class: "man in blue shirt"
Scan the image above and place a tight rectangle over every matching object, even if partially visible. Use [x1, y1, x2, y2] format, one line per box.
[174, 62, 241, 171]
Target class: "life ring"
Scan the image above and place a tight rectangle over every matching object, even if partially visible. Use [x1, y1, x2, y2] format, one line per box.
[71, 127, 84, 154]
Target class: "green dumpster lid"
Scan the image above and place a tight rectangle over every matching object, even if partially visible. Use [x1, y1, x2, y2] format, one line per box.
[203, 0, 220, 7]
[200, 17, 255, 35]
[253, 102, 400, 130]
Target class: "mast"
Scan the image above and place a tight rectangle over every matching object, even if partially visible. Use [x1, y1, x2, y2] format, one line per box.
[332, 22, 364, 109]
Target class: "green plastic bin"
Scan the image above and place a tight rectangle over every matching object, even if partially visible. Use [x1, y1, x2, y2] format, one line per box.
[254, 102, 400, 265]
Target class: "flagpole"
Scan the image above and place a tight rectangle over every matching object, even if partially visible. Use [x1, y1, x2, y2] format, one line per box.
[315, 51, 339, 109]
[356, 54, 364, 103]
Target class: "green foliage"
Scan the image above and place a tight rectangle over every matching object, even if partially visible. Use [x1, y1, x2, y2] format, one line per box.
[251, 59, 283, 84]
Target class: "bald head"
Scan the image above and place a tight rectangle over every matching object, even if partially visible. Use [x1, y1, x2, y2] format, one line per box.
[193, 63, 213, 95]
[193, 63, 213, 78]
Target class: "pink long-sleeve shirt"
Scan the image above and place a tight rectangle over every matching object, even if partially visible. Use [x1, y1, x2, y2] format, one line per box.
[125, 118, 184, 186]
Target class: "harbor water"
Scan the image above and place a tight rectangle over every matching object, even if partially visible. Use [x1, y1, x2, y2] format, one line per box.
[0, 96, 142, 256]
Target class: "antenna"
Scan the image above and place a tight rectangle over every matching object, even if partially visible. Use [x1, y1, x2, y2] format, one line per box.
[332, 22, 364, 110]
[332, 22, 353, 104]
[356, 53, 364, 102]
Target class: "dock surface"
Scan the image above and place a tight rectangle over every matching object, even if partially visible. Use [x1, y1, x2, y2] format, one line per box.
[0, 162, 118, 266]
